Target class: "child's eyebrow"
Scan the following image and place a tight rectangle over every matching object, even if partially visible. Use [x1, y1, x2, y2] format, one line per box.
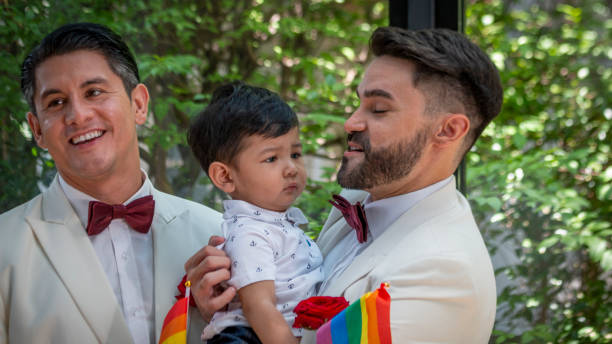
[258, 146, 281, 155]
[258, 142, 302, 155]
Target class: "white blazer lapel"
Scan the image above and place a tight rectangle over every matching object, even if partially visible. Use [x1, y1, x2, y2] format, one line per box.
[322, 215, 410, 297]
[316, 219, 353, 258]
[26, 177, 131, 343]
[321, 179, 460, 298]
[317, 189, 373, 296]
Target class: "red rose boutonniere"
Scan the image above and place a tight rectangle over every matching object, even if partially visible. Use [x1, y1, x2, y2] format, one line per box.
[176, 274, 197, 307]
[292, 296, 349, 330]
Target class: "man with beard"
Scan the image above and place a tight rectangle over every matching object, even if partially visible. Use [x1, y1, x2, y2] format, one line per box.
[186, 26, 502, 343]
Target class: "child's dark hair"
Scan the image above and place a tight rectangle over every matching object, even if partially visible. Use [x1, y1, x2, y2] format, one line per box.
[188, 81, 298, 176]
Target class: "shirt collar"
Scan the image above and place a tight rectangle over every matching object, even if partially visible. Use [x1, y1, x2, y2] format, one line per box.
[362, 176, 453, 240]
[58, 170, 153, 228]
[223, 199, 308, 226]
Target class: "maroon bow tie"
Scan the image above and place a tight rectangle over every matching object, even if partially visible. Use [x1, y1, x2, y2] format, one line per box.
[86, 196, 155, 236]
[329, 194, 368, 243]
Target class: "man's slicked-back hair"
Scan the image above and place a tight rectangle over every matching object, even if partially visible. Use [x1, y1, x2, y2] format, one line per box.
[370, 26, 503, 152]
[21, 22, 140, 115]
[188, 81, 298, 176]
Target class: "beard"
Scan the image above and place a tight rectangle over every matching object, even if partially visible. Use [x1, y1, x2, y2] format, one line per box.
[337, 129, 429, 190]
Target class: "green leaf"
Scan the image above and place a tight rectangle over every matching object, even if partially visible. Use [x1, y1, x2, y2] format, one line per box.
[601, 250, 612, 271]
[340, 46, 355, 60]
[585, 237, 607, 261]
[302, 112, 346, 125]
[511, 133, 527, 149]
[539, 236, 559, 249]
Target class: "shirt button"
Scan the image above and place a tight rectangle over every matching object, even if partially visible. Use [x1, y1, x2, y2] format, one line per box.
[121, 252, 128, 260]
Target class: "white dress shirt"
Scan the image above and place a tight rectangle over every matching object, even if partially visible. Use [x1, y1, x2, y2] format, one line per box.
[319, 176, 453, 293]
[202, 200, 324, 340]
[59, 173, 154, 344]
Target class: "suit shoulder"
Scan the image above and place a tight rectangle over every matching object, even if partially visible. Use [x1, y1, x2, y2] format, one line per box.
[0, 194, 42, 262]
[396, 204, 484, 258]
[379, 203, 495, 295]
[0, 194, 42, 229]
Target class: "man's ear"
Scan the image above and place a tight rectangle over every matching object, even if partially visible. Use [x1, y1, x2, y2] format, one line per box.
[27, 112, 46, 149]
[131, 83, 149, 125]
[433, 113, 470, 147]
[208, 161, 236, 194]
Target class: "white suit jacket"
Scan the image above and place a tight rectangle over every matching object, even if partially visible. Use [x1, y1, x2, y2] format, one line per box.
[0, 176, 222, 344]
[302, 178, 496, 343]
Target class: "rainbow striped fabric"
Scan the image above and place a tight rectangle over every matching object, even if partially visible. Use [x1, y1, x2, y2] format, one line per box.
[316, 283, 391, 344]
[159, 293, 189, 344]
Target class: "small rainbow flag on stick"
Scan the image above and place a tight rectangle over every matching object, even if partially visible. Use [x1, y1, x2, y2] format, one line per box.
[159, 280, 191, 344]
[316, 283, 391, 344]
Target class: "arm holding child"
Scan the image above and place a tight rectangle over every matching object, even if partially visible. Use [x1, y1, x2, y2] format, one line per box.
[185, 235, 236, 323]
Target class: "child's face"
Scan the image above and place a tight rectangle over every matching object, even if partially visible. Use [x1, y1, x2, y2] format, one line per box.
[229, 127, 306, 212]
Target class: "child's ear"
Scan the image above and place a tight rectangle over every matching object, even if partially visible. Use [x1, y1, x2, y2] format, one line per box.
[208, 161, 236, 193]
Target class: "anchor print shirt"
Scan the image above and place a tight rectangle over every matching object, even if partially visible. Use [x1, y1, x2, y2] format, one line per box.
[201, 200, 324, 340]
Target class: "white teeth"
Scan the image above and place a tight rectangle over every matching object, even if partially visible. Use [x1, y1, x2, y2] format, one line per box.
[72, 130, 103, 144]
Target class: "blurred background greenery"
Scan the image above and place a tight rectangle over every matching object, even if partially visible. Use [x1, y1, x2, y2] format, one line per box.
[0, 0, 610, 342]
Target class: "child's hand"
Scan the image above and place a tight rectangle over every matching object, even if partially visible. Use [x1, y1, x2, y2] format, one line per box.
[184, 235, 236, 322]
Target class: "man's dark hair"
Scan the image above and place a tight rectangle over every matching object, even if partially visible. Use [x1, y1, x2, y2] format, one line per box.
[370, 26, 503, 154]
[21, 22, 140, 115]
[188, 81, 298, 176]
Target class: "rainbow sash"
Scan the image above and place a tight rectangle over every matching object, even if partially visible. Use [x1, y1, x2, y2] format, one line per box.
[316, 283, 391, 344]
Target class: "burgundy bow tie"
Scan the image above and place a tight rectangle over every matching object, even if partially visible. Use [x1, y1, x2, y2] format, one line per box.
[329, 194, 368, 243]
[86, 196, 155, 236]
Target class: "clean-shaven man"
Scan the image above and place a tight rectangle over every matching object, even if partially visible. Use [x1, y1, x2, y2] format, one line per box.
[0, 23, 221, 343]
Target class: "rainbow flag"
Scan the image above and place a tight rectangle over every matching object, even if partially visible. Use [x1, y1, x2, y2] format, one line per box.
[159, 282, 190, 344]
[316, 283, 391, 344]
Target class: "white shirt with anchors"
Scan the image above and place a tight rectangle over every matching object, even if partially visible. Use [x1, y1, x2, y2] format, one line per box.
[201, 200, 324, 340]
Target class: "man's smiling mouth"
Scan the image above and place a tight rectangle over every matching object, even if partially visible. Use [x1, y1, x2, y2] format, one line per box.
[70, 130, 104, 145]
[347, 143, 364, 152]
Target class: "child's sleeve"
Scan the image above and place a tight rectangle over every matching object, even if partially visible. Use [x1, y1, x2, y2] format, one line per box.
[223, 224, 278, 289]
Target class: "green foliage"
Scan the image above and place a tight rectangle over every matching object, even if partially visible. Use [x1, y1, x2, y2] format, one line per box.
[0, 0, 386, 230]
[1, 1, 609, 341]
[466, 0, 611, 342]
[0, 2, 61, 210]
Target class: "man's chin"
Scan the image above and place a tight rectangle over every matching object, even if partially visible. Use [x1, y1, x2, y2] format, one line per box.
[337, 165, 366, 190]
[338, 155, 361, 173]
[61, 159, 115, 180]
